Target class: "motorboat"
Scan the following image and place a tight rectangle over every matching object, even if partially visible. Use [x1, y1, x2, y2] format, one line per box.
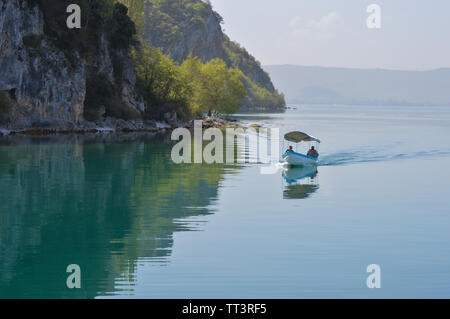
[282, 151, 318, 166]
[281, 131, 321, 166]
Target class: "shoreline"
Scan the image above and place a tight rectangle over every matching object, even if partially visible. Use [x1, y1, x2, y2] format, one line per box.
[0, 116, 239, 137]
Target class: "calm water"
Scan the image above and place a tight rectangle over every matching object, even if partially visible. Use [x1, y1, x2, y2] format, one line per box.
[1, 105, 450, 298]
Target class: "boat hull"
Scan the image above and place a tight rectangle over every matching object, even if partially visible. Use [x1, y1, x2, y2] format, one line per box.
[282, 151, 318, 166]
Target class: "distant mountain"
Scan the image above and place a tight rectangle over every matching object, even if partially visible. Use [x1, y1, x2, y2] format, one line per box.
[264, 65, 450, 106]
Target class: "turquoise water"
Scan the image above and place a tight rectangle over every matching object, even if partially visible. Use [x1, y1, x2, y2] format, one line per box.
[1, 105, 450, 298]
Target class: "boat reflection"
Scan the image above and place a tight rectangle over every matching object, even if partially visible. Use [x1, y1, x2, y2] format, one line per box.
[282, 166, 319, 200]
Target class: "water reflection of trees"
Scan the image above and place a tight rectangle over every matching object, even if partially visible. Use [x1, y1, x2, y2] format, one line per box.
[0, 133, 238, 298]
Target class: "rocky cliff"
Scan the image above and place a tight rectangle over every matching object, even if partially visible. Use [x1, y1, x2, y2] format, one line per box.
[0, 0, 285, 133]
[143, 0, 225, 64]
[0, 0, 155, 133]
[0, 1, 86, 130]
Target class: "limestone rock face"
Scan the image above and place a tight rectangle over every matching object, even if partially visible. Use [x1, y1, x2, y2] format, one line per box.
[180, 10, 225, 63]
[0, 0, 142, 131]
[0, 0, 86, 130]
[142, 2, 225, 64]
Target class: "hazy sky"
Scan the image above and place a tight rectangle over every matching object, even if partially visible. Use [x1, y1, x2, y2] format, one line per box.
[210, 0, 450, 70]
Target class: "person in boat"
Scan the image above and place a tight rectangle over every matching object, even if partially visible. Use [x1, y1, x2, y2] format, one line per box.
[286, 146, 294, 153]
[307, 146, 319, 158]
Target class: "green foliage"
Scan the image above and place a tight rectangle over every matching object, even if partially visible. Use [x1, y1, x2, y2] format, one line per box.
[185, 1, 211, 26]
[0, 91, 12, 123]
[130, 0, 213, 54]
[84, 74, 139, 121]
[132, 45, 193, 119]
[24, 0, 251, 122]
[120, 0, 282, 112]
[223, 36, 286, 109]
[181, 57, 246, 115]
[245, 77, 286, 109]
[121, 0, 219, 55]
[224, 36, 260, 77]
[132, 46, 246, 119]
[122, 0, 285, 110]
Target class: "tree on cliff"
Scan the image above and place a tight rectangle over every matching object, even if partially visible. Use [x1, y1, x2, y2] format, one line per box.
[132, 48, 246, 118]
[132, 45, 194, 118]
[181, 57, 246, 116]
[120, 0, 285, 111]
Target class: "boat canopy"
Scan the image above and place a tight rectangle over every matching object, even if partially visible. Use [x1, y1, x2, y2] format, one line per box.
[284, 131, 321, 143]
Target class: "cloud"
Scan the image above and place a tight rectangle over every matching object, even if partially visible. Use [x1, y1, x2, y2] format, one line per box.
[289, 16, 302, 28]
[290, 12, 342, 37]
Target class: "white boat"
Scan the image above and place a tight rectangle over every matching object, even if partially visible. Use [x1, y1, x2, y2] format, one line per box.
[282, 151, 318, 166]
[281, 131, 321, 166]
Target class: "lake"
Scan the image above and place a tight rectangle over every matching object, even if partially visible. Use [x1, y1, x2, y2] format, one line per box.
[1, 104, 450, 298]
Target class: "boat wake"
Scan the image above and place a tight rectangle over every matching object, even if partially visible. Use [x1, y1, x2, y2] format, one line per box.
[317, 148, 450, 167]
